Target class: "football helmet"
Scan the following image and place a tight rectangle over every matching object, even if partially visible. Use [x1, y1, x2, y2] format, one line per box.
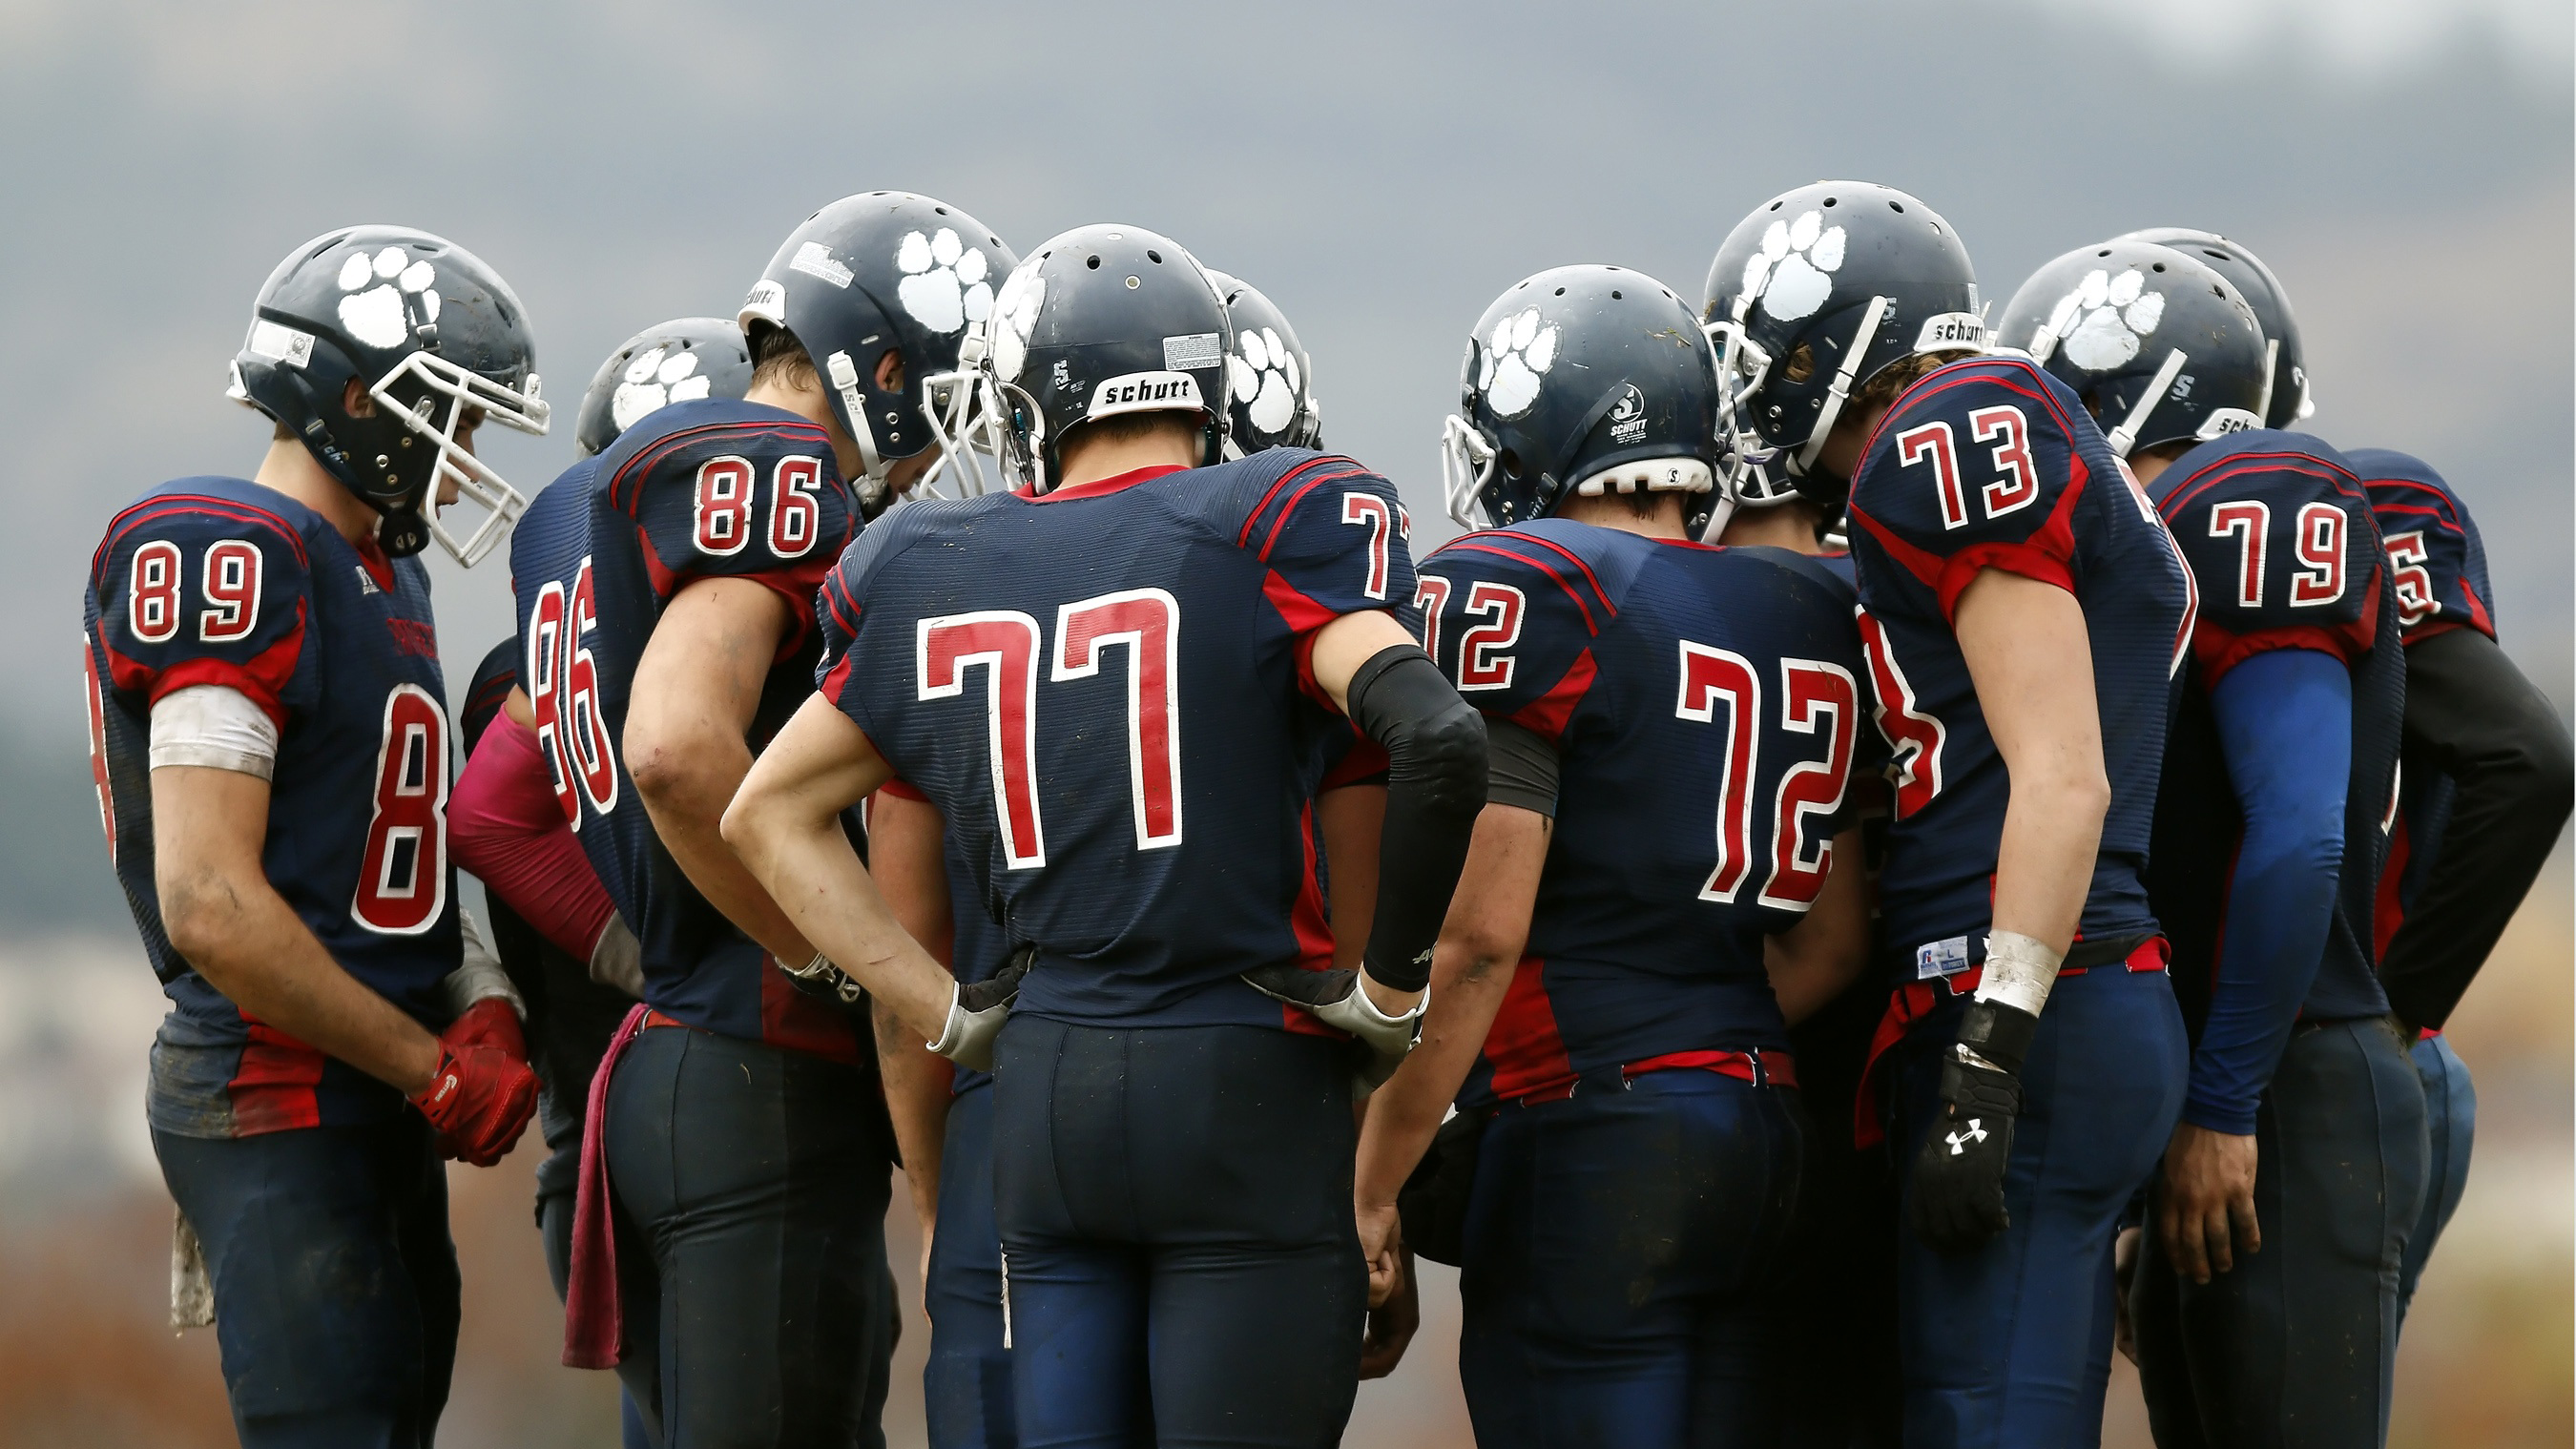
[1701, 181, 1983, 514]
[572, 318, 752, 458]
[977, 224, 1231, 495]
[1205, 270, 1322, 454]
[1441, 264, 1728, 537]
[228, 226, 548, 564]
[738, 193, 1017, 513]
[2117, 227, 2310, 427]
[1996, 240, 2267, 458]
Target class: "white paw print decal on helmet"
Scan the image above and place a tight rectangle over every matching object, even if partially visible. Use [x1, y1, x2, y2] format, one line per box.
[612, 344, 716, 433]
[988, 262, 1047, 381]
[1480, 307, 1559, 419]
[895, 228, 994, 336]
[336, 246, 439, 350]
[2047, 268, 2165, 372]
[1229, 326, 1303, 436]
[1742, 211, 1847, 322]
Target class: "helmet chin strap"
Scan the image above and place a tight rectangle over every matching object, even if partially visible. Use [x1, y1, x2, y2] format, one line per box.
[2106, 347, 2190, 459]
[1439, 414, 1498, 528]
[2254, 339, 2279, 425]
[1791, 294, 1890, 478]
[824, 350, 891, 507]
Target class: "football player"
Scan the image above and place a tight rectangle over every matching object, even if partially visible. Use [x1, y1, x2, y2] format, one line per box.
[1714, 184, 2199, 1446]
[529, 194, 1012, 1446]
[860, 264, 1395, 1448]
[2120, 229, 2576, 1324]
[2348, 447, 2572, 1318]
[448, 318, 752, 1449]
[720, 223, 1485, 1447]
[2001, 237, 2420, 1447]
[1354, 265, 1872, 1445]
[82, 227, 548, 1446]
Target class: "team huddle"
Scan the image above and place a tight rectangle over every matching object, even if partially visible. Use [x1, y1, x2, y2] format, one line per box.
[78, 182, 2570, 1449]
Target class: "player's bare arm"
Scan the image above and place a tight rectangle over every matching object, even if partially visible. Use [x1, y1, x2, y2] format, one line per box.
[626, 573, 818, 966]
[1352, 802, 1550, 1301]
[868, 787, 961, 1277]
[1318, 783, 1385, 971]
[1764, 824, 1872, 1025]
[720, 694, 958, 1045]
[1953, 569, 2109, 961]
[155, 764, 444, 1095]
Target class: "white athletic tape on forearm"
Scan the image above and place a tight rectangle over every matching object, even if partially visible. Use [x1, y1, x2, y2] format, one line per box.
[1973, 930, 2064, 1018]
[441, 906, 526, 1020]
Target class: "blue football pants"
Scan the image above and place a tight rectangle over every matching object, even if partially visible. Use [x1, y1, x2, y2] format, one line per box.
[1457, 1066, 1807, 1449]
[153, 1115, 459, 1449]
[603, 1025, 899, 1449]
[2132, 1017, 2429, 1449]
[1893, 965, 2189, 1449]
[990, 1018, 1364, 1449]
[2395, 1031, 2474, 1326]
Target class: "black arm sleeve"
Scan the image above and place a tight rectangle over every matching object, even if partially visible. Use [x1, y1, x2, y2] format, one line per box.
[1346, 644, 1488, 992]
[2380, 628, 2575, 1030]
[1482, 714, 1561, 818]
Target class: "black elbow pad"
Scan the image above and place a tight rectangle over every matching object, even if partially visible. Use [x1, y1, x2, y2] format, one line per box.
[1346, 645, 1487, 992]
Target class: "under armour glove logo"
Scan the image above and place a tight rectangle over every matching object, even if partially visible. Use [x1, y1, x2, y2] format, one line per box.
[1910, 1058, 2022, 1253]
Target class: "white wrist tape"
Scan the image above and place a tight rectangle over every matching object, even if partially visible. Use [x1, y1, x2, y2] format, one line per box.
[149, 684, 279, 779]
[1973, 930, 2063, 1018]
[441, 906, 526, 1020]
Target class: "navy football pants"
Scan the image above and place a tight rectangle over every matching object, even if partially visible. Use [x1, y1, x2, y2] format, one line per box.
[154, 1116, 458, 1449]
[2133, 1018, 2429, 1449]
[1893, 965, 2188, 1449]
[604, 1025, 899, 1449]
[1457, 1067, 1806, 1449]
[2396, 1032, 2473, 1325]
[991, 1018, 1364, 1449]
[539, 1125, 659, 1449]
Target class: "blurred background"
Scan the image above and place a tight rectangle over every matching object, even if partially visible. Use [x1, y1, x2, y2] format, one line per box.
[1, 0, 2566, 1443]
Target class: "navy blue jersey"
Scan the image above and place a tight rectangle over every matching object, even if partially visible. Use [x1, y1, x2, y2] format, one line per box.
[1416, 523, 1870, 1104]
[815, 451, 1417, 1030]
[2350, 449, 2495, 647]
[510, 399, 864, 1059]
[2350, 451, 2487, 952]
[85, 478, 459, 1137]
[2148, 431, 2402, 1023]
[1846, 358, 2195, 981]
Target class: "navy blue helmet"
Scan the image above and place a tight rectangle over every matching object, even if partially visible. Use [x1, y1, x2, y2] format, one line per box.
[573, 318, 752, 458]
[979, 224, 1232, 494]
[1998, 240, 2268, 458]
[738, 192, 1016, 513]
[228, 226, 549, 563]
[1443, 264, 1728, 538]
[1206, 271, 1321, 454]
[2116, 227, 2311, 428]
[1701, 181, 1984, 514]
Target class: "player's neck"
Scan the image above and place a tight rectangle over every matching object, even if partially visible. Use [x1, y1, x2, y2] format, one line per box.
[1716, 506, 1823, 553]
[1557, 491, 1688, 541]
[2126, 445, 2188, 488]
[253, 434, 380, 547]
[745, 375, 865, 481]
[1055, 431, 1200, 491]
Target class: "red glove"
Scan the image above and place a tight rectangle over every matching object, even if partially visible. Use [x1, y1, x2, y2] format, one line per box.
[444, 997, 526, 1061]
[411, 1005, 538, 1166]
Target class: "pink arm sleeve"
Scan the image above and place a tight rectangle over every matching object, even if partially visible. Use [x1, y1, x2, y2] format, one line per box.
[451, 714, 619, 962]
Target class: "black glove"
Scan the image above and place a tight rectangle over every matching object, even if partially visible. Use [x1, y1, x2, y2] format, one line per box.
[1908, 999, 2037, 1253]
[930, 945, 1034, 1072]
[1240, 963, 1424, 1087]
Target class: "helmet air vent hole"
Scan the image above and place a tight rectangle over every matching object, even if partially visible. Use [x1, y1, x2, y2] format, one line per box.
[1889, 200, 1904, 213]
[2151, 262, 2166, 272]
[1823, 197, 1838, 207]
[935, 205, 949, 214]
[1769, 200, 1783, 211]
[1611, 290, 1623, 300]
[1554, 286, 1566, 296]
[1087, 256, 1101, 269]
[1147, 250, 1162, 263]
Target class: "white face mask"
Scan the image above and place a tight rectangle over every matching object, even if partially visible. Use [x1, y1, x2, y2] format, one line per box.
[369, 351, 550, 566]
